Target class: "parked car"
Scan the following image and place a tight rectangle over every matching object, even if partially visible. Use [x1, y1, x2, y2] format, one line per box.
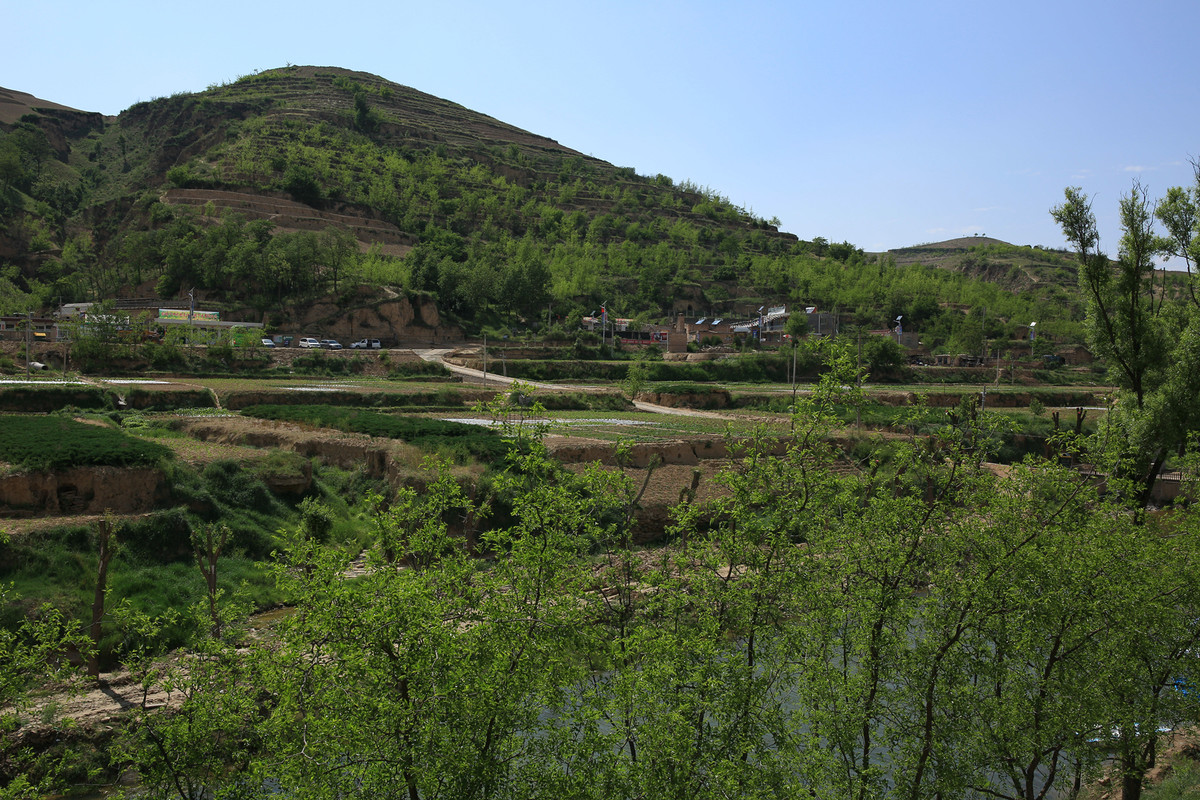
[321, 339, 343, 350]
[260, 338, 276, 348]
[298, 337, 321, 348]
[350, 338, 382, 349]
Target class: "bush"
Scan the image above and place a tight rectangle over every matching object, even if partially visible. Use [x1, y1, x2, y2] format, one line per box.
[388, 360, 452, 379]
[0, 386, 110, 412]
[299, 497, 334, 543]
[283, 164, 323, 207]
[200, 460, 281, 514]
[290, 352, 367, 376]
[143, 341, 187, 370]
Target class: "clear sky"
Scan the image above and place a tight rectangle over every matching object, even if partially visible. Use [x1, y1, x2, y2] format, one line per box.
[5, 0, 1198, 259]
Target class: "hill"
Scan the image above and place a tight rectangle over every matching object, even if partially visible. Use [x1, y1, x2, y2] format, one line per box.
[0, 87, 91, 126]
[0, 66, 1087, 351]
[886, 235, 1079, 294]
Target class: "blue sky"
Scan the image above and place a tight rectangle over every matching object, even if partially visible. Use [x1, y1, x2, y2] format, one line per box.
[5, 0, 1198, 259]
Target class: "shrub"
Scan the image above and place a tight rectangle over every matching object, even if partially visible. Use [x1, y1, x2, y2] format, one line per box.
[0, 386, 110, 412]
[143, 341, 186, 370]
[201, 460, 280, 514]
[388, 360, 451, 379]
[299, 497, 334, 543]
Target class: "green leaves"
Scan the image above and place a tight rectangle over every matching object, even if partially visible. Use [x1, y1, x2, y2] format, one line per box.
[1054, 174, 1200, 508]
[104, 385, 1200, 799]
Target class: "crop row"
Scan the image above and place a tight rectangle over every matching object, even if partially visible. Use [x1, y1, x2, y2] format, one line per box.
[0, 416, 174, 472]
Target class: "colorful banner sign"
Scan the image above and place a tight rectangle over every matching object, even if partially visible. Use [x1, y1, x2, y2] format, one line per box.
[158, 308, 220, 322]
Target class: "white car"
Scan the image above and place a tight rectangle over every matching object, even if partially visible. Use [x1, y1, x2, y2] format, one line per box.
[260, 338, 276, 348]
[298, 337, 321, 348]
[350, 338, 382, 349]
[321, 339, 343, 350]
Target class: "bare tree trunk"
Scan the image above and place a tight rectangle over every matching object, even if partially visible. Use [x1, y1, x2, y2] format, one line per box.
[88, 518, 116, 679]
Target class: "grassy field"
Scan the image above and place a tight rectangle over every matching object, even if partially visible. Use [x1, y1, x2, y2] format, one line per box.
[0, 415, 174, 473]
[507, 409, 782, 442]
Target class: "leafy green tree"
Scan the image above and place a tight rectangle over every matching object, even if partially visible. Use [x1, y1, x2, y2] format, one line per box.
[784, 311, 809, 340]
[191, 523, 231, 639]
[1154, 166, 1200, 308]
[1052, 183, 1169, 409]
[0, 582, 85, 799]
[1082, 505, 1200, 800]
[861, 333, 905, 375]
[1053, 179, 1200, 506]
[621, 355, 649, 400]
[282, 164, 323, 207]
[109, 363, 1200, 800]
[320, 225, 358, 294]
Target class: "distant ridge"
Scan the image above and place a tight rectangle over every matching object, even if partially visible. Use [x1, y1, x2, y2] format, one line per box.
[0, 86, 89, 125]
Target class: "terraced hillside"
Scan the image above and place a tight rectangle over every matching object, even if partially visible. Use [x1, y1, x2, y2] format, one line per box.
[1, 65, 1092, 352]
[886, 236, 1080, 293]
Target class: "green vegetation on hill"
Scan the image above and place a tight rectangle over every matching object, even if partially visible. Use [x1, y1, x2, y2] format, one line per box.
[0, 66, 1088, 354]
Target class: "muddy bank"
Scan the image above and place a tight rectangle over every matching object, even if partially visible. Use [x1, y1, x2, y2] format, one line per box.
[0, 466, 168, 517]
[638, 389, 732, 409]
[179, 418, 399, 480]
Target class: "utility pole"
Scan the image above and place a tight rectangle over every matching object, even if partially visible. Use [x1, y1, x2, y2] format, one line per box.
[482, 333, 487, 385]
[791, 339, 798, 399]
[25, 310, 32, 377]
[857, 326, 863, 430]
[980, 306, 987, 359]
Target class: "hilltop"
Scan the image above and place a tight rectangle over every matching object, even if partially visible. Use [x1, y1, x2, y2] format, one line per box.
[0, 86, 92, 126]
[0, 66, 1087, 351]
[886, 235, 1079, 294]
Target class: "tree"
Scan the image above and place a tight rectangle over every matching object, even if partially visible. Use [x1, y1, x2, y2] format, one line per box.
[87, 516, 119, 678]
[191, 523, 231, 639]
[1052, 179, 1199, 506]
[621, 355, 649, 401]
[113, 371, 1200, 799]
[784, 311, 809, 341]
[0, 580, 85, 798]
[1154, 164, 1200, 309]
[1086, 508, 1200, 800]
[320, 225, 357, 294]
[1052, 182, 1168, 408]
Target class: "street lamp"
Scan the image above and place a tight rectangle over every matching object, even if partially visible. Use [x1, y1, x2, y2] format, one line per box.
[1029, 321, 1037, 344]
[894, 315, 903, 343]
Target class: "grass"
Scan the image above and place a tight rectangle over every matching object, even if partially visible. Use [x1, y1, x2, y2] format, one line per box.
[0, 456, 382, 659]
[240, 404, 511, 463]
[531, 410, 781, 442]
[1145, 756, 1200, 799]
[0, 415, 173, 472]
